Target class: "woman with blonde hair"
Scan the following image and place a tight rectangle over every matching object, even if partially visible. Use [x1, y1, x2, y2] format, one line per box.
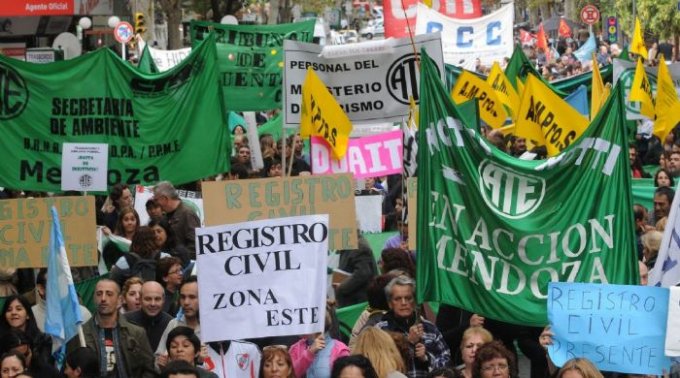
[458, 327, 493, 378]
[556, 358, 603, 378]
[352, 328, 406, 378]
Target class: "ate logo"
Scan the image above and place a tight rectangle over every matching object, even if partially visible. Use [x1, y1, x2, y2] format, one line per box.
[386, 53, 422, 105]
[0, 62, 28, 120]
[478, 160, 545, 219]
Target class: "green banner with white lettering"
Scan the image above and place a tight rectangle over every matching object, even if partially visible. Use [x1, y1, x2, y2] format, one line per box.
[0, 35, 229, 192]
[416, 50, 638, 326]
[190, 20, 315, 112]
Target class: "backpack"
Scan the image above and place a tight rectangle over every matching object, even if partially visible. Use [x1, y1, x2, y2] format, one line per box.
[125, 252, 160, 282]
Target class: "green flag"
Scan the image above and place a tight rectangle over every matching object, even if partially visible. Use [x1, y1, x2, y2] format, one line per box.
[416, 50, 638, 326]
[137, 44, 160, 74]
[0, 34, 230, 192]
[190, 20, 315, 112]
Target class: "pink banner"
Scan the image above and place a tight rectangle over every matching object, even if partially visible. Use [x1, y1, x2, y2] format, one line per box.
[384, 0, 482, 38]
[311, 130, 403, 179]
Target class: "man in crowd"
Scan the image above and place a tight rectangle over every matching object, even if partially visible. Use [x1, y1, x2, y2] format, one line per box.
[125, 281, 177, 351]
[67, 279, 156, 377]
[32, 268, 92, 333]
[651, 186, 675, 226]
[153, 181, 201, 252]
[334, 233, 378, 308]
[377, 276, 450, 378]
[668, 151, 680, 178]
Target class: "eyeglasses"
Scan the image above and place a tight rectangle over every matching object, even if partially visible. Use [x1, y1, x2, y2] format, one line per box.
[168, 270, 183, 275]
[481, 363, 509, 372]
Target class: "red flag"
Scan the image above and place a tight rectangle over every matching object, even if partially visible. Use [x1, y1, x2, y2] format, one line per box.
[519, 29, 535, 45]
[558, 18, 571, 38]
[536, 23, 550, 61]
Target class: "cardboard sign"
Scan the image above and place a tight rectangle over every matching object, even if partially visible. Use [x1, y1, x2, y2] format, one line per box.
[548, 282, 672, 375]
[61, 143, 109, 192]
[202, 174, 358, 250]
[0, 196, 97, 268]
[196, 215, 328, 341]
[311, 131, 403, 179]
[283, 34, 444, 126]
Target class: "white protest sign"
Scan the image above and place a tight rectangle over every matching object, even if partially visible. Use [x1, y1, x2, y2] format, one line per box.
[354, 195, 383, 233]
[196, 215, 329, 341]
[666, 286, 680, 356]
[283, 34, 444, 127]
[139, 39, 191, 72]
[133, 185, 204, 226]
[415, 3, 513, 71]
[61, 143, 108, 191]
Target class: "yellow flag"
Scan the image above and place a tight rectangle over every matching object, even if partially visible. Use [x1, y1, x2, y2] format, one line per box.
[409, 96, 419, 129]
[451, 70, 508, 129]
[517, 79, 525, 100]
[590, 54, 607, 120]
[487, 62, 520, 119]
[515, 74, 588, 156]
[628, 58, 655, 119]
[654, 56, 680, 142]
[630, 18, 648, 58]
[300, 68, 353, 159]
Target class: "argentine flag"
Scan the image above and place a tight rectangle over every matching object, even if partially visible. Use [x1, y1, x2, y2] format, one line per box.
[45, 206, 84, 356]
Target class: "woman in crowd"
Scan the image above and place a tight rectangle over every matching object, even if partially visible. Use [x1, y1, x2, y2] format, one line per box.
[260, 345, 296, 378]
[102, 207, 141, 270]
[330, 355, 379, 378]
[379, 249, 415, 278]
[556, 358, 603, 378]
[352, 327, 406, 378]
[120, 276, 144, 314]
[0, 351, 26, 378]
[289, 306, 350, 377]
[100, 183, 133, 230]
[164, 326, 217, 378]
[472, 341, 517, 378]
[641, 230, 663, 273]
[349, 274, 394, 349]
[110, 226, 168, 285]
[63, 347, 99, 378]
[0, 296, 51, 368]
[654, 168, 675, 188]
[457, 327, 493, 378]
[0, 329, 59, 378]
[149, 218, 192, 265]
[157, 256, 184, 316]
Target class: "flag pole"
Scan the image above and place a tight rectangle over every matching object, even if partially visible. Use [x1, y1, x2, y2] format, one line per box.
[78, 324, 86, 347]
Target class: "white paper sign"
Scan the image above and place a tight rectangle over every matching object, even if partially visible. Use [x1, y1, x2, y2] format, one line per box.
[355, 195, 383, 233]
[283, 34, 444, 127]
[61, 143, 108, 191]
[196, 215, 329, 341]
[666, 286, 680, 356]
[415, 3, 514, 71]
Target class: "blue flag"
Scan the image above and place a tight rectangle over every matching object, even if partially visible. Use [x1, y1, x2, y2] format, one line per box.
[574, 34, 597, 62]
[564, 85, 590, 118]
[45, 207, 84, 354]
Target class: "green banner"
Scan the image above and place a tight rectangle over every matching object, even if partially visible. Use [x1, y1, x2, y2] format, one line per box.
[0, 35, 229, 192]
[416, 50, 638, 326]
[190, 20, 315, 112]
[137, 44, 160, 74]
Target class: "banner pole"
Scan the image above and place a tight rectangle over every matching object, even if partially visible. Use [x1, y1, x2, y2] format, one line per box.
[78, 324, 86, 347]
[400, 0, 420, 69]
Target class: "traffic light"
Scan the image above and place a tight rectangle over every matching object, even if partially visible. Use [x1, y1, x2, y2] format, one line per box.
[134, 12, 146, 35]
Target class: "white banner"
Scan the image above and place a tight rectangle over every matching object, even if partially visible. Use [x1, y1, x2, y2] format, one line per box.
[613, 59, 680, 120]
[196, 215, 329, 342]
[666, 286, 680, 356]
[283, 34, 444, 127]
[415, 3, 513, 71]
[149, 46, 191, 72]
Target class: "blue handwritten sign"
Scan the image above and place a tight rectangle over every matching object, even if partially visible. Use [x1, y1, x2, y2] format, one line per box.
[547, 282, 671, 375]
